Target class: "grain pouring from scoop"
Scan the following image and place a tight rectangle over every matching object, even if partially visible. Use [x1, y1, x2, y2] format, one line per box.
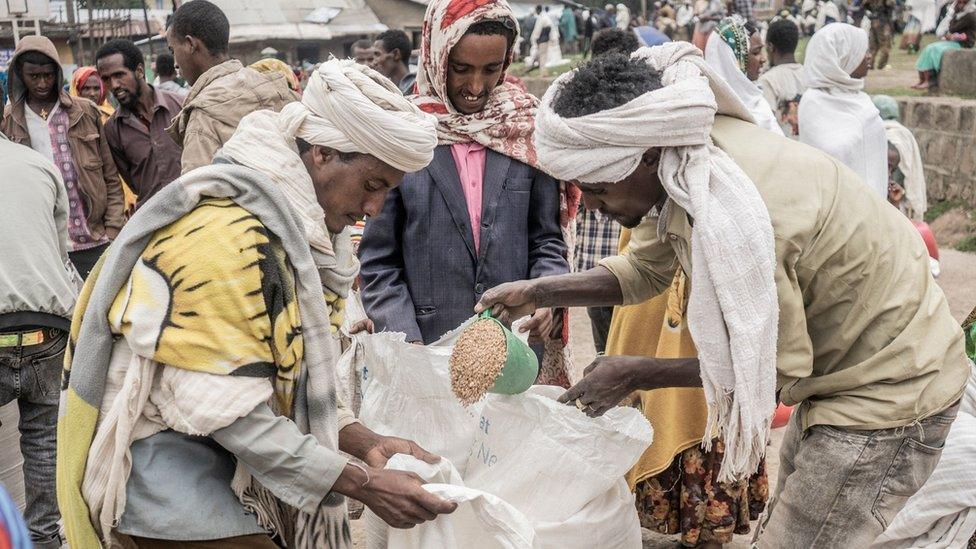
[450, 319, 508, 405]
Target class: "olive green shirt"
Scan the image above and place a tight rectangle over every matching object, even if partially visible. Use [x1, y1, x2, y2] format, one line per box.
[601, 116, 968, 431]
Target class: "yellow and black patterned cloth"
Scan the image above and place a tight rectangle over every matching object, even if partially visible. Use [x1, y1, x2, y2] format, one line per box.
[72, 198, 304, 415]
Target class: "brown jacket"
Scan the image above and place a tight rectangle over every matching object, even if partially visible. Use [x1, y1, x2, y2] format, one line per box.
[167, 60, 296, 174]
[1, 36, 125, 239]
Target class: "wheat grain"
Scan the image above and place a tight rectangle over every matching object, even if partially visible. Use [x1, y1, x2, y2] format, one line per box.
[450, 319, 507, 405]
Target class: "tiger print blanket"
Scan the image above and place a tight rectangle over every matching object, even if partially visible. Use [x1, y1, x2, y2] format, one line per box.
[56, 160, 352, 548]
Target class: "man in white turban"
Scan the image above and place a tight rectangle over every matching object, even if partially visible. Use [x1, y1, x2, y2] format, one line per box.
[58, 59, 455, 549]
[475, 43, 968, 546]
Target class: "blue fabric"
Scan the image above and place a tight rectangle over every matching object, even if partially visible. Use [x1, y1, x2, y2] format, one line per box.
[119, 402, 346, 540]
[359, 145, 569, 344]
[633, 26, 671, 47]
[118, 431, 266, 540]
[0, 483, 31, 549]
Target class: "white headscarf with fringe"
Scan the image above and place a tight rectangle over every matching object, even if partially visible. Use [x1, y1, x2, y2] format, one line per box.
[535, 42, 778, 482]
[222, 59, 438, 303]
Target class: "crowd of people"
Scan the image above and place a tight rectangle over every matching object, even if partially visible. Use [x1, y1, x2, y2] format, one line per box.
[0, 0, 974, 547]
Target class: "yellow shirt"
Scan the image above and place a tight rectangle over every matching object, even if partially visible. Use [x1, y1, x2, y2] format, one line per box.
[601, 116, 968, 431]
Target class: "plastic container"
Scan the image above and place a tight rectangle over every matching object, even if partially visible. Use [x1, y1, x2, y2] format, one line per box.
[477, 310, 539, 395]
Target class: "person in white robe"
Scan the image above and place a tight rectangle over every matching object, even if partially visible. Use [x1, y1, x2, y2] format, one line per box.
[759, 19, 807, 136]
[872, 95, 927, 220]
[799, 23, 888, 198]
[705, 16, 785, 135]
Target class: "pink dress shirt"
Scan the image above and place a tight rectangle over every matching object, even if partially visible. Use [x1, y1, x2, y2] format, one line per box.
[450, 142, 488, 252]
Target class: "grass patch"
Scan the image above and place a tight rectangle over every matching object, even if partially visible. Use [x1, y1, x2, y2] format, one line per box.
[956, 235, 976, 253]
[509, 54, 584, 78]
[925, 199, 966, 223]
[869, 87, 928, 97]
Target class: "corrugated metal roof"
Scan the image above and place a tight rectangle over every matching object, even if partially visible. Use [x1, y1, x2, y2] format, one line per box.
[206, 0, 387, 42]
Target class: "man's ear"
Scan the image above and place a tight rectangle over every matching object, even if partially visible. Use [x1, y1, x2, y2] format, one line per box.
[136, 62, 145, 81]
[641, 148, 661, 166]
[316, 145, 338, 166]
[185, 35, 202, 55]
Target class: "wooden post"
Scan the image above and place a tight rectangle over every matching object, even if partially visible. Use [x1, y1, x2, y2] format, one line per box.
[142, 1, 153, 55]
[65, 0, 80, 65]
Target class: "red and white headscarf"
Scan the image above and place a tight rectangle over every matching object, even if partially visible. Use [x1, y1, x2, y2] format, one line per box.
[412, 0, 580, 383]
[412, 0, 539, 165]
[412, 0, 581, 228]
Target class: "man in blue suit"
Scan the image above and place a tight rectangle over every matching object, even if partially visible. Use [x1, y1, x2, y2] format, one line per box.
[359, 0, 570, 348]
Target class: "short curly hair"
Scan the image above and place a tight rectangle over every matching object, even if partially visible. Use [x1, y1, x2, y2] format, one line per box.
[551, 53, 663, 118]
[766, 19, 799, 54]
[156, 53, 177, 77]
[590, 28, 640, 57]
[376, 29, 413, 66]
[169, 0, 230, 56]
[466, 19, 518, 52]
[96, 39, 144, 73]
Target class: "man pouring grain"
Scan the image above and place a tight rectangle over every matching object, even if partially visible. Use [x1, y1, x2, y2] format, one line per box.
[475, 44, 968, 547]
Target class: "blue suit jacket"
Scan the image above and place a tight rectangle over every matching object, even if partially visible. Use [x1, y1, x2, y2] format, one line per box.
[359, 145, 569, 344]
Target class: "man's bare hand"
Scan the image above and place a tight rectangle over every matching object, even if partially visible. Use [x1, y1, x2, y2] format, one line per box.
[363, 435, 440, 468]
[558, 356, 641, 417]
[336, 465, 457, 529]
[474, 280, 539, 324]
[519, 307, 557, 344]
[349, 318, 375, 335]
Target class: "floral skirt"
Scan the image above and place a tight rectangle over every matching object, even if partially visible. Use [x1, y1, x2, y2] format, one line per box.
[635, 440, 769, 547]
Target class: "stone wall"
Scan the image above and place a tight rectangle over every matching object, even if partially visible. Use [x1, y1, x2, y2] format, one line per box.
[940, 49, 976, 97]
[897, 96, 976, 209]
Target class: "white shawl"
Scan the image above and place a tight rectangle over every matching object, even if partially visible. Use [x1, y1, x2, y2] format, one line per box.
[883, 120, 927, 220]
[535, 42, 779, 482]
[799, 24, 888, 198]
[704, 31, 785, 135]
[937, 0, 976, 36]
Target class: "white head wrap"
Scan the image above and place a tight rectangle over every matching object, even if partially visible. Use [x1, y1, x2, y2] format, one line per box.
[223, 59, 438, 255]
[536, 41, 778, 482]
[799, 24, 888, 197]
[222, 59, 437, 301]
[704, 28, 785, 135]
[535, 42, 754, 184]
[803, 23, 868, 91]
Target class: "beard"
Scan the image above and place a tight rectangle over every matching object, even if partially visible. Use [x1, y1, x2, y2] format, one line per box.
[118, 82, 142, 108]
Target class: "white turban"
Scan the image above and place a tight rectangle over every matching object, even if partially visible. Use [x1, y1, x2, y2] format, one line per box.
[280, 60, 439, 173]
[803, 23, 868, 92]
[536, 42, 779, 483]
[535, 42, 754, 184]
[223, 59, 438, 257]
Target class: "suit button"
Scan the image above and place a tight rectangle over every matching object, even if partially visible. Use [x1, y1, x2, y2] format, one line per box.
[481, 222, 490, 228]
[475, 283, 485, 294]
[668, 233, 679, 241]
